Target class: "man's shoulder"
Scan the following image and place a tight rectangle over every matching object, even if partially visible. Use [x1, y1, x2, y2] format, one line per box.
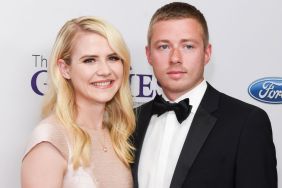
[134, 100, 154, 112]
[221, 92, 260, 110]
[134, 100, 154, 121]
[206, 83, 266, 115]
[215, 89, 267, 118]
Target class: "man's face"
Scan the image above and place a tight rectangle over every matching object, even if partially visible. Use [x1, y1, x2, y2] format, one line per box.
[146, 18, 211, 101]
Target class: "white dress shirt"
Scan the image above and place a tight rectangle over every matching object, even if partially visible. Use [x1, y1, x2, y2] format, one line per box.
[138, 80, 207, 188]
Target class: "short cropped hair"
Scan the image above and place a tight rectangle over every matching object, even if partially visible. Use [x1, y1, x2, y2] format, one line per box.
[148, 2, 209, 47]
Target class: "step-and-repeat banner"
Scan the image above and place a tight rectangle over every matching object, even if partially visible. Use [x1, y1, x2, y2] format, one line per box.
[0, 0, 281, 187]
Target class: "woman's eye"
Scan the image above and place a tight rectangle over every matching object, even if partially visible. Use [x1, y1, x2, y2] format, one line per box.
[83, 58, 95, 63]
[108, 56, 121, 62]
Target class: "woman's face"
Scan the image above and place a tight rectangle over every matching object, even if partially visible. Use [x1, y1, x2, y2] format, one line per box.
[59, 31, 124, 106]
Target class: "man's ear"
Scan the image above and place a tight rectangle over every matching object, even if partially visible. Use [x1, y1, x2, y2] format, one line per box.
[57, 59, 71, 79]
[204, 43, 212, 65]
[145, 46, 152, 65]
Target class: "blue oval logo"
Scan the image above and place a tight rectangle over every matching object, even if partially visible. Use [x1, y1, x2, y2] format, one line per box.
[248, 77, 282, 104]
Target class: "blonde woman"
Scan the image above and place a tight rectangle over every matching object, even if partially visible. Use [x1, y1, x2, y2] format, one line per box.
[21, 16, 135, 188]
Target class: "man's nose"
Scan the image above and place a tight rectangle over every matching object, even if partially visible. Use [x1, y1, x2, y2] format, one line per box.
[170, 48, 181, 64]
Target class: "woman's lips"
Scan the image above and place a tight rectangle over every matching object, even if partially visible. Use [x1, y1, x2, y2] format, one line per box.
[91, 80, 114, 88]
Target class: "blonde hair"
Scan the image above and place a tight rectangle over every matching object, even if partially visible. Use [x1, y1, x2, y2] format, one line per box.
[42, 16, 135, 169]
[147, 2, 209, 48]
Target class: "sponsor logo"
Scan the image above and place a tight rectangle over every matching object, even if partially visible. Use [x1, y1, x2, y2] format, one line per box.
[248, 77, 282, 104]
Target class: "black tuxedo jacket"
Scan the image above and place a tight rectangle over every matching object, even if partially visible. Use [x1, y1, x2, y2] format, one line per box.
[132, 84, 277, 188]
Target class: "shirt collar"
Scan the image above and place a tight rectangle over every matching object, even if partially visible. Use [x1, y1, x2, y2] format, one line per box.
[160, 80, 207, 113]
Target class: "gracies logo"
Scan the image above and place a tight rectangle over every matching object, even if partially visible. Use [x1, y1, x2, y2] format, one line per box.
[31, 54, 48, 96]
[248, 77, 282, 104]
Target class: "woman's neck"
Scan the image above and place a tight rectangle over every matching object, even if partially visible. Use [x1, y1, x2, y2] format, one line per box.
[76, 100, 106, 130]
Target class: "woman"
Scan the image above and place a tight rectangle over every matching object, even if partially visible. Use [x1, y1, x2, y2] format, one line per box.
[21, 16, 135, 188]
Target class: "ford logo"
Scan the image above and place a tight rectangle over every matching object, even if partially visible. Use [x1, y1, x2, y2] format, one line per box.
[248, 77, 282, 104]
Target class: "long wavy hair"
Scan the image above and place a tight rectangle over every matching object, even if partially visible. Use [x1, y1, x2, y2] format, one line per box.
[42, 16, 135, 169]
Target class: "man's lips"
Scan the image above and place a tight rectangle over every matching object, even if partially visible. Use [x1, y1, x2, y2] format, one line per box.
[167, 70, 187, 79]
[167, 70, 186, 74]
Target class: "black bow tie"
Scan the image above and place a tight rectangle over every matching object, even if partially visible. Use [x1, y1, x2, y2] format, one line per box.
[151, 94, 192, 124]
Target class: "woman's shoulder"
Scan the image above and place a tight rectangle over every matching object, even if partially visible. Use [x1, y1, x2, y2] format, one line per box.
[23, 114, 70, 161]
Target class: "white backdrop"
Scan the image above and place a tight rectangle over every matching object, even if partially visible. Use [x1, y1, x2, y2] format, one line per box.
[0, 0, 281, 187]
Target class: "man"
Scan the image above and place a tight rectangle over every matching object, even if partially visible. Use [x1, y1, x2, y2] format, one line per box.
[132, 2, 277, 188]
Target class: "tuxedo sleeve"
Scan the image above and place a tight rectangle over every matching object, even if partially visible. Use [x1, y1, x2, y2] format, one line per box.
[235, 108, 277, 188]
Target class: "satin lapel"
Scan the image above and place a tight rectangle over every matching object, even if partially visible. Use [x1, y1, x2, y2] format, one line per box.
[132, 101, 154, 188]
[170, 84, 219, 188]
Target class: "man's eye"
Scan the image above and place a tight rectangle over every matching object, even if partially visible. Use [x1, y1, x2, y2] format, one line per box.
[83, 58, 95, 63]
[184, 44, 194, 49]
[158, 45, 169, 50]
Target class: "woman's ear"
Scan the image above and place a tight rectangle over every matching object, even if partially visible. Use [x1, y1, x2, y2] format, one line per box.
[57, 59, 71, 79]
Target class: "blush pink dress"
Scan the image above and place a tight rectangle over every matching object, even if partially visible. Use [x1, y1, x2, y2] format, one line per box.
[23, 115, 133, 188]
